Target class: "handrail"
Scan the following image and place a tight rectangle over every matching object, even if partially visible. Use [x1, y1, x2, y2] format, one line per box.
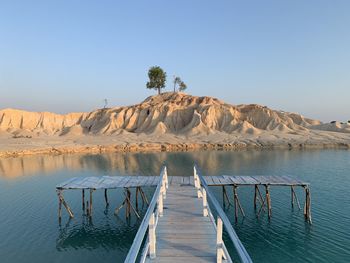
[124, 166, 167, 263]
[194, 164, 253, 263]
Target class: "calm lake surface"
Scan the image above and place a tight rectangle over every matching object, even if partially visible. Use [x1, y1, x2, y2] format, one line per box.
[0, 150, 349, 262]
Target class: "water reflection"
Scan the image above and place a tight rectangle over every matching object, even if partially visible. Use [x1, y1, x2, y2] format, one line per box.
[57, 219, 138, 251]
[0, 149, 308, 178]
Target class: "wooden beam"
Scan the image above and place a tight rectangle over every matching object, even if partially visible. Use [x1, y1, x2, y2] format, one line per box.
[58, 192, 74, 218]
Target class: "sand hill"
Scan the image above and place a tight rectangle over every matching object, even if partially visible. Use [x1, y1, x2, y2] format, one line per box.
[0, 92, 349, 157]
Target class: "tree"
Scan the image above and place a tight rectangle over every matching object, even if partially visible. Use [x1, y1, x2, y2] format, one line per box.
[146, 66, 167, 95]
[173, 76, 181, 92]
[173, 76, 187, 92]
[179, 81, 187, 92]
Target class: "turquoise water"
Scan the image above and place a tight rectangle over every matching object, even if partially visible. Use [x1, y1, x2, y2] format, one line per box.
[0, 150, 349, 262]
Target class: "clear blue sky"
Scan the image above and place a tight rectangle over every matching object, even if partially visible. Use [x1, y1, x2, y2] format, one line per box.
[0, 0, 349, 122]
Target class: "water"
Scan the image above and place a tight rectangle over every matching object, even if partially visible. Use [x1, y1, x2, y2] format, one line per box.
[0, 150, 349, 262]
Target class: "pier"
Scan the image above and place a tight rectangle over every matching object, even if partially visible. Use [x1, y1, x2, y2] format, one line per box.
[56, 165, 311, 262]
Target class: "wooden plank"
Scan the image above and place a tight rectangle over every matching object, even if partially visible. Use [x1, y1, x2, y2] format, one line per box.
[146, 184, 219, 262]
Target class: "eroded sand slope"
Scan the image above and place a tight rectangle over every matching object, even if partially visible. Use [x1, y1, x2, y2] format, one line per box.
[0, 92, 349, 156]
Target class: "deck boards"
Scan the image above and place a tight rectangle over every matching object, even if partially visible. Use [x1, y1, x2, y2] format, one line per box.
[56, 175, 308, 190]
[146, 184, 218, 263]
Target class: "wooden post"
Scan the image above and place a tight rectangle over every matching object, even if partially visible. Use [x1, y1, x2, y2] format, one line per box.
[254, 185, 257, 210]
[222, 186, 225, 208]
[149, 212, 156, 259]
[139, 187, 149, 206]
[164, 166, 168, 189]
[158, 192, 164, 217]
[126, 188, 131, 218]
[233, 185, 245, 221]
[135, 187, 139, 210]
[202, 188, 208, 217]
[57, 190, 74, 218]
[86, 201, 89, 216]
[58, 192, 62, 219]
[82, 189, 85, 211]
[216, 217, 223, 263]
[194, 168, 202, 198]
[265, 185, 272, 219]
[304, 186, 312, 223]
[291, 186, 294, 208]
[162, 178, 167, 199]
[104, 189, 109, 207]
[234, 186, 238, 222]
[89, 189, 93, 217]
[124, 189, 140, 218]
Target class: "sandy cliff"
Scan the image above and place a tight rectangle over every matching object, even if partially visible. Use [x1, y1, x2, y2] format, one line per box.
[0, 92, 349, 157]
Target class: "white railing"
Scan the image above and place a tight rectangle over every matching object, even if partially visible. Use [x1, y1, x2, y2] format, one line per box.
[124, 166, 168, 263]
[194, 165, 253, 263]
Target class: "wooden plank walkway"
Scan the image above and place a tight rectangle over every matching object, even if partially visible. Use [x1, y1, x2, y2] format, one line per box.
[146, 182, 219, 263]
[56, 175, 309, 190]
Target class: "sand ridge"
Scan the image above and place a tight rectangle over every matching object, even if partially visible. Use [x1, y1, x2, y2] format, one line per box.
[0, 92, 349, 157]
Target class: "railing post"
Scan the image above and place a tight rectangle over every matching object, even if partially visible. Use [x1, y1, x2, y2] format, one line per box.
[162, 177, 167, 200]
[164, 166, 168, 189]
[149, 212, 156, 259]
[216, 217, 223, 263]
[202, 188, 208, 217]
[194, 166, 202, 198]
[158, 191, 164, 217]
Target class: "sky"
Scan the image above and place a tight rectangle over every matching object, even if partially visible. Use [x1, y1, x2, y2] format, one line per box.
[0, 0, 349, 122]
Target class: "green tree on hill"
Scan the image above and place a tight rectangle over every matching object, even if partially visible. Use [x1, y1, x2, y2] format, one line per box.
[146, 66, 167, 95]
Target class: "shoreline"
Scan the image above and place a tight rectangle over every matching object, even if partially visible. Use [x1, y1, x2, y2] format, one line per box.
[1, 141, 349, 158]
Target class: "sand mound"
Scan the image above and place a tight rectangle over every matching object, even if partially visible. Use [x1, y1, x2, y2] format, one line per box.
[0, 92, 344, 137]
[310, 122, 350, 133]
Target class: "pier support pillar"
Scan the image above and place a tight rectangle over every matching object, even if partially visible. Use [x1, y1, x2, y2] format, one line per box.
[233, 185, 245, 222]
[265, 185, 272, 219]
[304, 186, 312, 224]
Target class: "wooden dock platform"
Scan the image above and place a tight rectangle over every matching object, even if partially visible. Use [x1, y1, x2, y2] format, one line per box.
[56, 166, 312, 262]
[146, 183, 218, 262]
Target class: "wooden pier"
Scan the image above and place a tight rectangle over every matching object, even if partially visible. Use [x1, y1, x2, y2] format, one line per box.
[56, 165, 312, 263]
